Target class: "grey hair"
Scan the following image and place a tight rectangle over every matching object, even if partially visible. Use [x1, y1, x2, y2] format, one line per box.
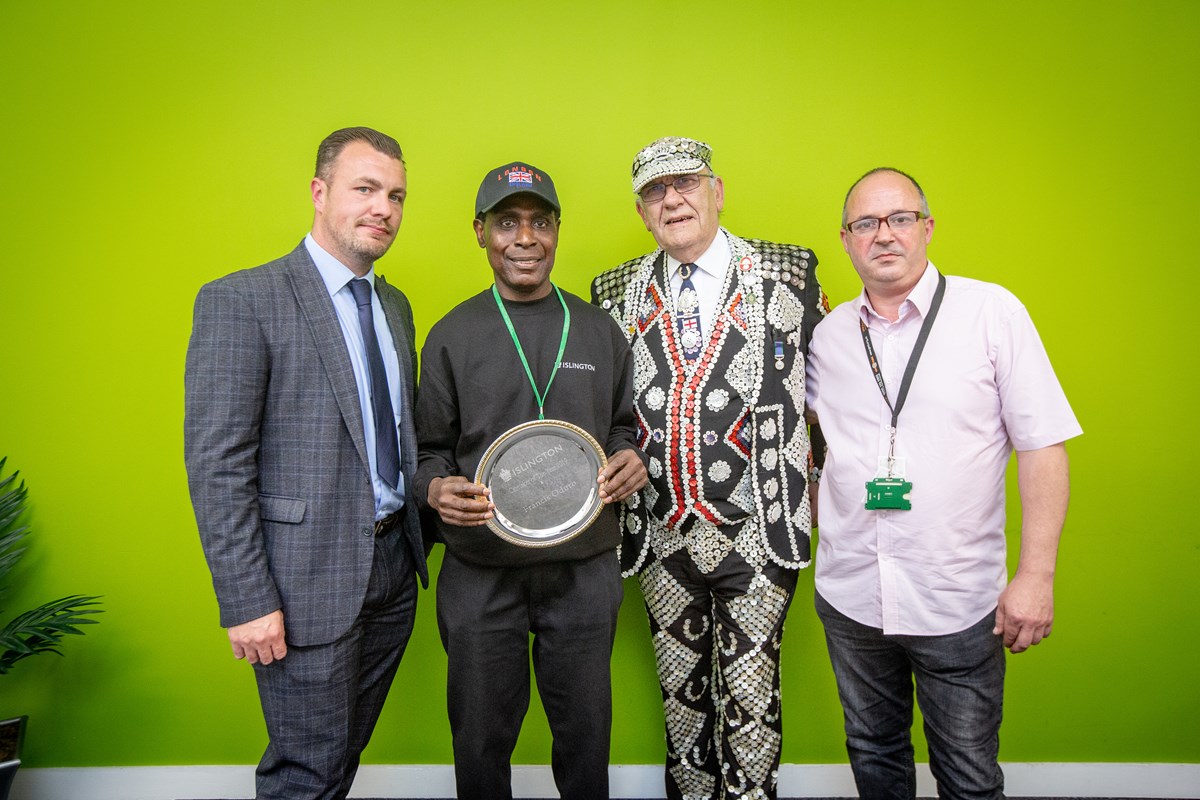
[842, 167, 931, 226]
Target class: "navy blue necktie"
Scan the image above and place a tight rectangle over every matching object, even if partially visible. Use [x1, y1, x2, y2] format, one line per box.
[348, 278, 400, 490]
[676, 263, 703, 362]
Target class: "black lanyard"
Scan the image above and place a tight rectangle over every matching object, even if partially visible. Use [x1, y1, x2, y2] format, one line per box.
[860, 272, 946, 471]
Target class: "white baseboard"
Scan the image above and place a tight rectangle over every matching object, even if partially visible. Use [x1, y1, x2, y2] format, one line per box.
[10, 762, 1200, 799]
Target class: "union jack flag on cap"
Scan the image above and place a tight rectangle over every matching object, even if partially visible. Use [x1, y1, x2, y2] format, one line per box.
[476, 160, 561, 216]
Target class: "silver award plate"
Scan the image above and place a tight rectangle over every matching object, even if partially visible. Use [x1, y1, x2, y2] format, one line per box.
[475, 419, 608, 548]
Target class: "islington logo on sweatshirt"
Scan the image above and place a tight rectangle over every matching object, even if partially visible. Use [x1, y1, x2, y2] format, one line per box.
[558, 360, 596, 372]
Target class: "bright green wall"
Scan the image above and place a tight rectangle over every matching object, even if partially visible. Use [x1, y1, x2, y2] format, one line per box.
[0, 0, 1195, 770]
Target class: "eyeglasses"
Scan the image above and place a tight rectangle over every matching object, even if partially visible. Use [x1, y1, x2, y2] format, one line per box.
[637, 173, 714, 204]
[845, 211, 927, 237]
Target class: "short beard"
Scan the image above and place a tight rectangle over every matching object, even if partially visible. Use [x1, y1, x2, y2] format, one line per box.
[329, 223, 392, 271]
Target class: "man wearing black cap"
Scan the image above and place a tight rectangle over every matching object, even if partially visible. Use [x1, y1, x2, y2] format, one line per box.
[415, 162, 648, 800]
[592, 137, 828, 800]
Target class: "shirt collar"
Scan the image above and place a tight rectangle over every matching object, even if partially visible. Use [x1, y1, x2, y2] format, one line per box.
[857, 260, 937, 322]
[665, 229, 731, 279]
[304, 233, 377, 299]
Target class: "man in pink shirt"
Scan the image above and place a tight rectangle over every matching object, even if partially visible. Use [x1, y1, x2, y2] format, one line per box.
[805, 168, 1082, 799]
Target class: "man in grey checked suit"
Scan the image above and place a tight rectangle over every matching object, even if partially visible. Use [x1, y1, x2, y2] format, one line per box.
[185, 126, 427, 800]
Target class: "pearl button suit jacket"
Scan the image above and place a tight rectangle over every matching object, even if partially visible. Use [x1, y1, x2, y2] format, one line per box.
[592, 229, 828, 576]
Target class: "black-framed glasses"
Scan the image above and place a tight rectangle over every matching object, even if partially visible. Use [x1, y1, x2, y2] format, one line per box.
[845, 211, 927, 236]
[638, 173, 714, 204]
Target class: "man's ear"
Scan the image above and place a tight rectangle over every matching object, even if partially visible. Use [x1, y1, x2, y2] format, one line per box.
[636, 200, 651, 232]
[311, 177, 327, 212]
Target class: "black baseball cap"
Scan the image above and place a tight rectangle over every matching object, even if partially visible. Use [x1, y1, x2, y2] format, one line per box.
[475, 161, 561, 217]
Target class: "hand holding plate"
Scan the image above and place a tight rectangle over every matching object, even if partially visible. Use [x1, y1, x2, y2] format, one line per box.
[598, 448, 648, 504]
[429, 476, 494, 527]
[475, 420, 608, 547]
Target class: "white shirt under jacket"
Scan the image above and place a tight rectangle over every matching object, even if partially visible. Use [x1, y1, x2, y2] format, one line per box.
[806, 263, 1082, 636]
[666, 230, 731, 335]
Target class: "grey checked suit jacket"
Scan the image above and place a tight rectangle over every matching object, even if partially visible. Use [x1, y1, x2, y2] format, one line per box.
[185, 241, 428, 647]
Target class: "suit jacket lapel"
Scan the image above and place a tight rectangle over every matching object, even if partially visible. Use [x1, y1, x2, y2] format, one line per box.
[723, 230, 767, 407]
[634, 251, 670, 335]
[374, 274, 430, 587]
[375, 275, 417, 478]
[721, 229, 755, 315]
[283, 243, 371, 469]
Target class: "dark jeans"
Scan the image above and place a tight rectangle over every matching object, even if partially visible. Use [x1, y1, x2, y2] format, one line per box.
[815, 591, 1006, 800]
[436, 549, 623, 800]
[254, 535, 417, 800]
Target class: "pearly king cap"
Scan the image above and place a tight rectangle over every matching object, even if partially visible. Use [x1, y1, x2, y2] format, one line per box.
[475, 161, 560, 217]
[631, 136, 713, 193]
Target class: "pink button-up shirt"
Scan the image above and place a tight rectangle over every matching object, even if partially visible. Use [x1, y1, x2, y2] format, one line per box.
[806, 263, 1082, 635]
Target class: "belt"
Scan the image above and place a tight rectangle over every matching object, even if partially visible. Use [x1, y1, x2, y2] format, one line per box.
[374, 510, 402, 537]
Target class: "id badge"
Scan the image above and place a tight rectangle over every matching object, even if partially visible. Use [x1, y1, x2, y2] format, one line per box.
[865, 477, 912, 510]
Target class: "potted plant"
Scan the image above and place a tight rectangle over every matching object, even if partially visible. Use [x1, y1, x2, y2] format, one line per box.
[0, 457, 103, 799]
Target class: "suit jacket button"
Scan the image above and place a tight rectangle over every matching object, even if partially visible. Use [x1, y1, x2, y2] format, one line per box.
[362, 526, 373, 537]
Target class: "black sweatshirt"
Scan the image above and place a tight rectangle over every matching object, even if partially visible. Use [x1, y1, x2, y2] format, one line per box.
[415, 287, 643, 567]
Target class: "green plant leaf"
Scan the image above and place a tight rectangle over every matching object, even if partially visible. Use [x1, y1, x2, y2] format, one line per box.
[0, 460, 30, 588]
[0, 456, 104, 675]
[0, 595, 104, 674]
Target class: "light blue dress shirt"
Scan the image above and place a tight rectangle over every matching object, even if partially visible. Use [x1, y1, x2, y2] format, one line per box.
[305, 234, 406, 519]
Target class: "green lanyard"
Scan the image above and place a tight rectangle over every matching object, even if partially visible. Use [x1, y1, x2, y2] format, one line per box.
[491, 283, 571, 421]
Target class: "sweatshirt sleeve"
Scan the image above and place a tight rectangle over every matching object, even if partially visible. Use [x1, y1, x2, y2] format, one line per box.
[414, 334, 461, 513]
